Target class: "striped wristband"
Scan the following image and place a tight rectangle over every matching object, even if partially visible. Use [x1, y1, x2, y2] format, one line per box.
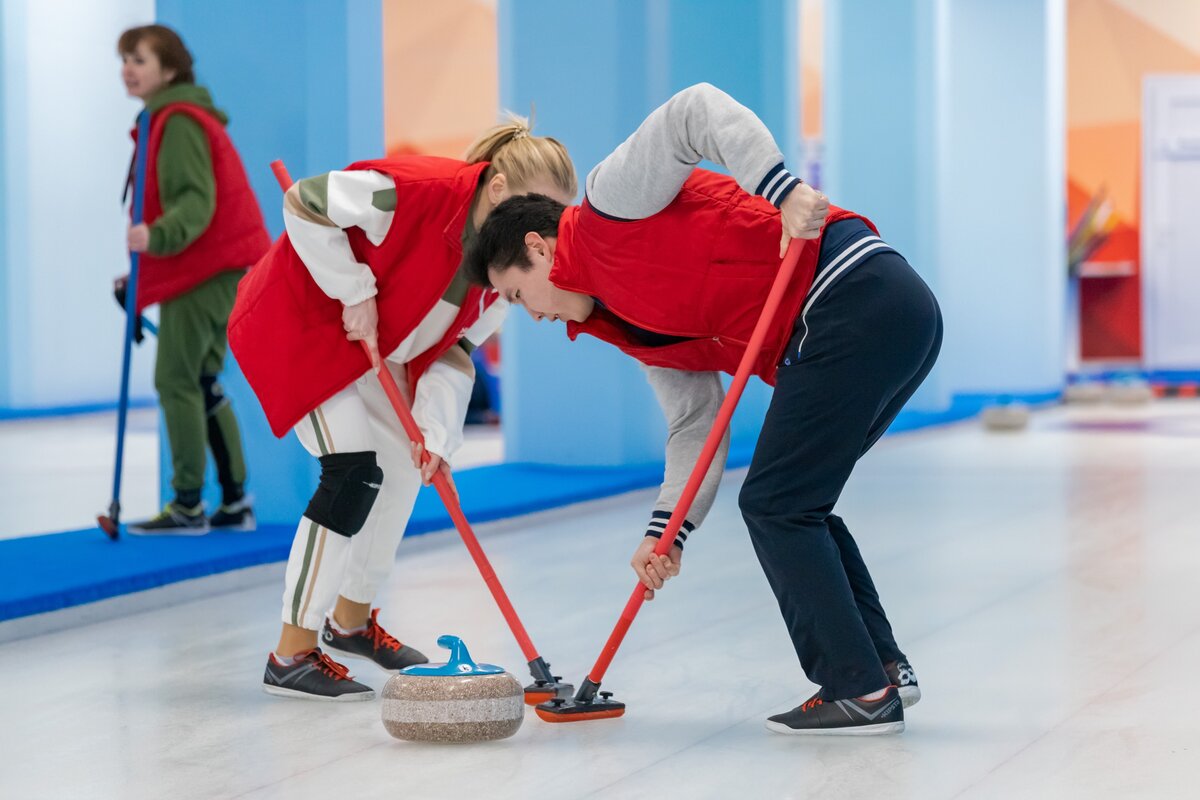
[756, 162, 802, 208]
[644, 509, 694, 550]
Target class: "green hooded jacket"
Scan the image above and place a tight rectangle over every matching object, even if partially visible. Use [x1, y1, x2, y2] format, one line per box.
[141, 83, 228, 256]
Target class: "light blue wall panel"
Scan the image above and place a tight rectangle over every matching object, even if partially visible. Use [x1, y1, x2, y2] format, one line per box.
[499, 0, 799, 465]
[937, 0, 1066, 394]
[826, 0, 1065, 409]
[0, 0, 157, 411]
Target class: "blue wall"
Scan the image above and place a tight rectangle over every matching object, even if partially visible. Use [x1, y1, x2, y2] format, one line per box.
[155, 0, 383, 522]
[826, 0, 1066, 408]
[937, 0, 1066, 395]
[499, 0, 799, 465]
[0, 2, 9, 407]
[1, 0, 157, 413]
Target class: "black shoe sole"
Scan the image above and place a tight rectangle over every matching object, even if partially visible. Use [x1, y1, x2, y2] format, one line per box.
[127, 524, 210, 536]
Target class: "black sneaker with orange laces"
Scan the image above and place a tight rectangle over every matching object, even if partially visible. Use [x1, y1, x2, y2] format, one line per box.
[262, 648, 374, 702]
[766, 686, 905, 736]
[321, 609, 429, 673]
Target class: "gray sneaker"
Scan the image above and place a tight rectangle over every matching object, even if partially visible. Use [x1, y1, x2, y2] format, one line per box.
[262, 648, 375, 702]
[766, 687, 905, 736]
[127, 502, 209, 536]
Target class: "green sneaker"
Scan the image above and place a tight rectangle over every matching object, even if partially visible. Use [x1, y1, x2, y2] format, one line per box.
[127, 502, 210, 536]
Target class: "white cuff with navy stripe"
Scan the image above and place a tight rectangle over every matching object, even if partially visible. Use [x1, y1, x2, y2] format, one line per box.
[756, 162, 802, 208]
[644, 509, 694, 550]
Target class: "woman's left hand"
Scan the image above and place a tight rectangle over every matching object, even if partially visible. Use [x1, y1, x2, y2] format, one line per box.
[410, 442, 458, 497]
[127, 223, 151, 253]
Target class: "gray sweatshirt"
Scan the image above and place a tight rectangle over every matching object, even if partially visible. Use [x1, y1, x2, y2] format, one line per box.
[584, 83, 802, 547]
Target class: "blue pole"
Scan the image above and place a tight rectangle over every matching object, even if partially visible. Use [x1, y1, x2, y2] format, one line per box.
[102, 110, 152, 539]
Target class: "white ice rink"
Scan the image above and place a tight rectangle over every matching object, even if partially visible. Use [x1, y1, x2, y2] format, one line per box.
[2, 401, 1198, 799]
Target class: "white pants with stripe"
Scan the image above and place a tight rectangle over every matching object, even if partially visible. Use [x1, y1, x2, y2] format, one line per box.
[281, 363, 424, 631]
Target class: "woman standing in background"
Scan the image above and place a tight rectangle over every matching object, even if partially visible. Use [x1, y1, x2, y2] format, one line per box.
[117, 25, 268, 534]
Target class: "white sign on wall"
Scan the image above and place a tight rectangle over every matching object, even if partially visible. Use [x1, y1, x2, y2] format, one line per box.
[1142, 75, 1200, 371]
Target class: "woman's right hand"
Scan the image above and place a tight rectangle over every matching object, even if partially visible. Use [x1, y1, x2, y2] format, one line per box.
[342, 297, 381, 370]
[778, 183, 831, 257]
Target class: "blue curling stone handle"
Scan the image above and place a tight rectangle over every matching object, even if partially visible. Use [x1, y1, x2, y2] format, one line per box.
[400, 635, 506, 676]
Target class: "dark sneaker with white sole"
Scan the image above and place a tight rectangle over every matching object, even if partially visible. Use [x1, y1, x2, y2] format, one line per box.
[322, 609, 428, 673]
[262, 648, 374, 701]
[766, 686, 904, 736]
[209, 496, 256, 530]
[127, 502, 209, 535]
[885, 659, 921, 708]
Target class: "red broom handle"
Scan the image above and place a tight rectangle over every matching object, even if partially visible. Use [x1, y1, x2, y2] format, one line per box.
[363, 344, 540, 662]
[586, 239, 804, 683]
[268, 160, 540, 662]
[270, 160, 292, 194]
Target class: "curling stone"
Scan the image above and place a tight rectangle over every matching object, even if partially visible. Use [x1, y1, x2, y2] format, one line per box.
[982, 401, 1030, 432]
[1063, 381, 1106, 404]
[1107, 377, 1154, 405]
[381, 635, 524, 743]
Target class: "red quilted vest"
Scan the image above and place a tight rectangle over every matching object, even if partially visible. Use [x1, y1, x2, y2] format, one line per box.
[228, 157, 498, 437]
[133, 103, 269, 312]
[556, 169, 876, 384]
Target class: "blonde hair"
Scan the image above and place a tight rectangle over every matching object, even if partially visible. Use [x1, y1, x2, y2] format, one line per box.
[464, 111, 577, 199]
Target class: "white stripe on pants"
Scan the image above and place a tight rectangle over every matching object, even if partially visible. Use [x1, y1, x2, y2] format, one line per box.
[282, 362, 423, 630]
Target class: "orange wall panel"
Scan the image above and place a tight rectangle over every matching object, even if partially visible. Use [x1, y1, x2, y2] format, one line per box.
[382, 0, 498, 159]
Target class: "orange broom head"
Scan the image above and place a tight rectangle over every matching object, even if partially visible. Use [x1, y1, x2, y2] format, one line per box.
[534, 695, 626, 723]
[523, 689, 556, 706]
[535, 705, 626, 723]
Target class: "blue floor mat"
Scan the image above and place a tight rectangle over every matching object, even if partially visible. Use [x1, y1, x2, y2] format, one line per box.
[0, 401, 1004, 622]
[0, 461, 674, 622]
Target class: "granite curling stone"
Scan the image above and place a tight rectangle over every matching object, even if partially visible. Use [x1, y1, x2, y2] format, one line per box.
[982, 401, 1031, 431]
[1063, 381, 1106, 404]
[381, 635, 524, 743]
[1106, 377, 1154, 405]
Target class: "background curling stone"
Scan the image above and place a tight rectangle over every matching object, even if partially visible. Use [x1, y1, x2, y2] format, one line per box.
[381, 635, 524, 743]
[1107, 377, 1154, 405]
[982, 401, 1030, 431]
[1063, 381, 1105, 404]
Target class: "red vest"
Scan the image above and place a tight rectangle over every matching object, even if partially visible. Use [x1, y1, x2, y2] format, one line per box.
[556, 169, 875, 385]
[228, 157, 498, 437]
[133, 103, 270, 312]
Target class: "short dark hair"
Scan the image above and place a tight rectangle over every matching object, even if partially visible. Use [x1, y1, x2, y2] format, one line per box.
[118, 25, 195, 85]
[465, 194, 567, 287]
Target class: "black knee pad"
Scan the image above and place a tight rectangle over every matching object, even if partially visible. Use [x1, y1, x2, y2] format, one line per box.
[199, 375, 228, 416]
[305, 451, 384, 537]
